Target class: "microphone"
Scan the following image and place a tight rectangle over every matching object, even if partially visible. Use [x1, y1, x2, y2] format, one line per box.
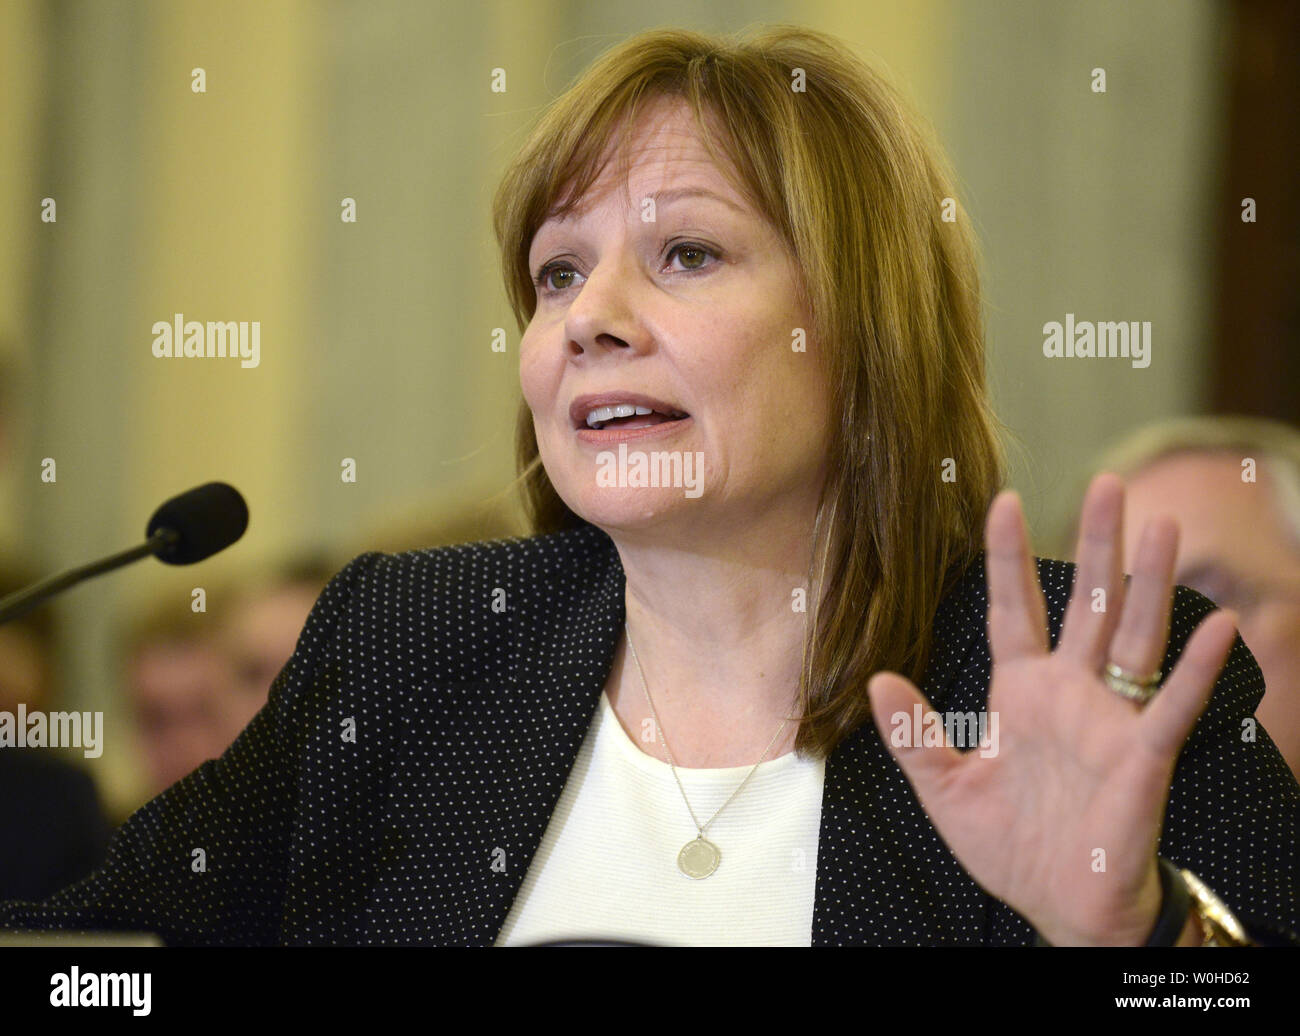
[144, 482, 248, 565]
[0, 482, 248, 625]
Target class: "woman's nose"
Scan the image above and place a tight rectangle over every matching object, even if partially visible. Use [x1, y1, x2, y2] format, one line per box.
[564, 254, 641, 354]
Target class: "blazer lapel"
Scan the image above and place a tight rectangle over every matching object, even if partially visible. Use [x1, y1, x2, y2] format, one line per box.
[811, 552, 994, 945]
[366, 526, 626, 945]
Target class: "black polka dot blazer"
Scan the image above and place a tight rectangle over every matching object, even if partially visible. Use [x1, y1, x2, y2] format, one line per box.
[2, 523, 1297, 945]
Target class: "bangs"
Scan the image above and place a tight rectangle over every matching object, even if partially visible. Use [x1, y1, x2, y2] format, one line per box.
[530, 83, 744, 233]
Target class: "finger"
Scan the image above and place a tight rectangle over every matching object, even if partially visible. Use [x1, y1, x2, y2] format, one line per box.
[1138, 610, 1238, 759]
[985, 490, 1049, 665]
[1106, 515, 1179, 687]
[868, 672, 964, 792]
[1058, 472, 1126, 668]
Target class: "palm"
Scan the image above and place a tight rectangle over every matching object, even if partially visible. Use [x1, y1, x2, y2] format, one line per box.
[868, 474, 1237, 945]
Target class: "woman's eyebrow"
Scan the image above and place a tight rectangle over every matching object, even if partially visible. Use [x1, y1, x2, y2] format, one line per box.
[529, 186, 747, 259]
[536, 186, 746, 235]
[649, 186, 749, 215]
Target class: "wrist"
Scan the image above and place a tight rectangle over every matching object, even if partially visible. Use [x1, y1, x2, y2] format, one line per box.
[1033, 861, 1257, 947]
[1033, 856, 1186, 946]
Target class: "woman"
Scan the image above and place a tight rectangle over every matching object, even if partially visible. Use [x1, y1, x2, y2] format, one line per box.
[2, 25, 1296, 947]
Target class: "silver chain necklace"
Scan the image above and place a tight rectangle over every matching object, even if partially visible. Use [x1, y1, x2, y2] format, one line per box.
[624, 622, 791, 879]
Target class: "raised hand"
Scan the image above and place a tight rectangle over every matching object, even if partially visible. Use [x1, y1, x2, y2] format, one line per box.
[866, 472, 1239, 945]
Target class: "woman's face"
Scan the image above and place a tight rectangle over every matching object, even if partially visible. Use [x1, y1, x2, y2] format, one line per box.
[520, 97, 831, 539]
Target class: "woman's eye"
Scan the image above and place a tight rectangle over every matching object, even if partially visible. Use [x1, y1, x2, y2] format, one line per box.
[533, 242, 718, 295]
[666, 242, 716, 271]
[534, 263, 577, 293]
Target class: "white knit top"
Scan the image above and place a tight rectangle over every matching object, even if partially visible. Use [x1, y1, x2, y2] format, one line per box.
[495, 689, 826, 946]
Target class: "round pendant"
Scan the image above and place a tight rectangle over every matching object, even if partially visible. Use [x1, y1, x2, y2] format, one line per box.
[678, 837, 720, 879]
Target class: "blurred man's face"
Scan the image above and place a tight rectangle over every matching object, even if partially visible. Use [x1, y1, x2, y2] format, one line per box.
[126, 584, 317, 799]
[128, 638, 238, 795]
[1122, 451, 1300, 778]
[222, 584, 317, 711]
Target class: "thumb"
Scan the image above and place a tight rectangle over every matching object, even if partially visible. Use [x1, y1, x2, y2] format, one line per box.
[867, 672, 964, 792]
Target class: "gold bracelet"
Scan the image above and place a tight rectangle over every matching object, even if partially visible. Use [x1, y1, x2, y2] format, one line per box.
[1179, 868, 1255, 947]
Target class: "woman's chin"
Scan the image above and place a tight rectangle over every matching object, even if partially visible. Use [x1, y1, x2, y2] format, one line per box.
[567, 488, 704, 532]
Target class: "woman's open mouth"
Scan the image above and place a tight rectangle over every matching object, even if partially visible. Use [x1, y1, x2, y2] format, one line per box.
[584, 404, 687, 430]
[570, 395, 692, 442]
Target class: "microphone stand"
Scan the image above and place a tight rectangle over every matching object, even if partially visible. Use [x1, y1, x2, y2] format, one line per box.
[0, 528, 180, 626]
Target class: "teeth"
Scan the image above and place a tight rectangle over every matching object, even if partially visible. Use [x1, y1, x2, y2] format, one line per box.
[586, 403, 656, 428]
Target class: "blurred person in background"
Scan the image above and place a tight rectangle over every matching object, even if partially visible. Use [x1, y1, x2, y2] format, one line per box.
[121, 596, 239, 803]
[1084, 416, 1300, 781]
[218, 557, 333, 724]
[121, 557, 332, 803]
[0, 567, 112, 901]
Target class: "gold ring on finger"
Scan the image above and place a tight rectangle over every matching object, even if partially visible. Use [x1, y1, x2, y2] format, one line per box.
[1103, 662, 1162, 705]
